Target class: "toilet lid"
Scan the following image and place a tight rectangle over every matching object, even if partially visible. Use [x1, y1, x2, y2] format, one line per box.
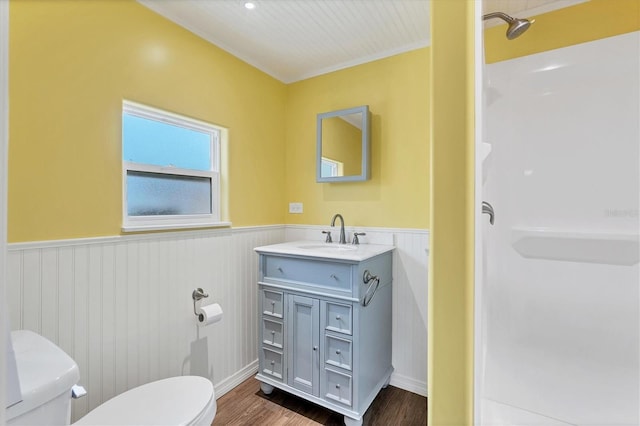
[74, 376, 215, 426]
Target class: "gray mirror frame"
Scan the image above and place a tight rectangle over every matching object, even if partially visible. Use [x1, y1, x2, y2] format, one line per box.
[316, 105, 371, 183]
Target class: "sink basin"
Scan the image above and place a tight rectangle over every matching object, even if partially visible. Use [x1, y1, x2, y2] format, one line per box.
[255, 240, 394, 261]
[298, 243, 358, 252]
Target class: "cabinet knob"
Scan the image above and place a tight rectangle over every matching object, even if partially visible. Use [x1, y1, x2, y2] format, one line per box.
[313, 346, 318, 351]
[270, 360, 275, 365]
[277, 267, 283, 273]
[335, 384, 341, 389]
[330, 274, 338, 280]
[271, 301, 275, 306]
[336, 349, 341, 355]
[271, 330, 275, 335]
[335, 315, 341, 320]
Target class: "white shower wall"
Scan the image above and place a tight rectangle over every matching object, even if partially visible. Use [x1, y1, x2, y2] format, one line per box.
[6, 225, 428, 421]
[481, 32, 639, 425]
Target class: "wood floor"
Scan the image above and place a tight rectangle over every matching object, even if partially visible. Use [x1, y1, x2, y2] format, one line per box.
[212, 377, 427, 426]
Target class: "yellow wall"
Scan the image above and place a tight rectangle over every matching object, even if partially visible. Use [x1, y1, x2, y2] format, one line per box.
[320, 117, 361, 176]
[9, 0, 287, 242]
[428, 0, 475, 424]
[485, 0, 640, 63]
[10, 1, 430, 241]
[285, 49, 429, 229]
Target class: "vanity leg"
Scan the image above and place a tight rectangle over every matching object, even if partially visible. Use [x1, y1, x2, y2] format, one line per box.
[259, 382, 274, 395]
[344, 415, 363, 426]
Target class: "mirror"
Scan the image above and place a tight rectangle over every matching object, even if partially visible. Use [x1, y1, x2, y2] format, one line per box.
[316, 105, 370, 182]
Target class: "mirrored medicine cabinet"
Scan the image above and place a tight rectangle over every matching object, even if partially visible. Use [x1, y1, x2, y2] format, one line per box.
[316, 105, 370, 183]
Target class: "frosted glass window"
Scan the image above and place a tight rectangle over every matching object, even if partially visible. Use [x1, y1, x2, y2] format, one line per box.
[126, 172, 212, 216]
[122, 101, 223, 231]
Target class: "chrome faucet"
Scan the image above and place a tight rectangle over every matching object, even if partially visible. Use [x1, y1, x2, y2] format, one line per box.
[330, 213, 346, 244]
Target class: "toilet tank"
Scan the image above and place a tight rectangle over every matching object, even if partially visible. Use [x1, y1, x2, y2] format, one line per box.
[6, 330, 80, 425]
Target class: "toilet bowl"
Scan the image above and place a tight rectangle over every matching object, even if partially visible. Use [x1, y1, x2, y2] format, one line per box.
[74, 376, 216, 426]
[7, 330, 216, 426]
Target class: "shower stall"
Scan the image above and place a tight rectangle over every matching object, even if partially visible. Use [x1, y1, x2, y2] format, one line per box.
[475, 5, 639, 426]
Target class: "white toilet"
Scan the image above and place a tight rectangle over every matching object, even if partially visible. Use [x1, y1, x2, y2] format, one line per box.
[6, 330, 217, 426]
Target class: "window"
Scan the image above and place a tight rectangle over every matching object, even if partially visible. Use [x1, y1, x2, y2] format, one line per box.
[122, 101, 227, 231]
[321, 157, 344, 178]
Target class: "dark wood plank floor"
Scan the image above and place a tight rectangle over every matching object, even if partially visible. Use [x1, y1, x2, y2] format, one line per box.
[212, 378, 427, 426]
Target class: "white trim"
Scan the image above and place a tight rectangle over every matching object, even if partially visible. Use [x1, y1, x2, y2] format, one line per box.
[231, 224, 284, 233]
[7, 224, 430, 251]
[213, 360, 259, 399]
[284, 224, 428, 247]
[474, 1, 485, 425]
[320, 156, 344, 178]
[7, 224, 264, 250]
[123, 100, 223, 133]
[124, 162, 216, 178]
[389, 372, 427, 397]
[122, 220, 232, 233]
[284, 224, 430, 235]
[0, 0, 8, 420]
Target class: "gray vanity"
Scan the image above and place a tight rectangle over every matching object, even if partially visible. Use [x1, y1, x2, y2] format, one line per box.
[254, 241, 394, 426]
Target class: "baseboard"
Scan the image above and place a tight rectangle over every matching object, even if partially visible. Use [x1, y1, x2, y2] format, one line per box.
[214, 359, 259, 399]
[214, 362, 427, 400]
[390, 372, 427, 397]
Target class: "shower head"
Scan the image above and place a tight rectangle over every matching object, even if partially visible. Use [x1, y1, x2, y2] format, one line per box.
[482, 11, 535, 40]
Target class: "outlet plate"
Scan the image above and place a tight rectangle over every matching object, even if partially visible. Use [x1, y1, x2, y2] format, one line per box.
[289, 202, 303, 214]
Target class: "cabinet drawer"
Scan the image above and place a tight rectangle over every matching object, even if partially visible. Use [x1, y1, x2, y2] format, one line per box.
[262, 289, 284, 318]
[262, 318, 284, 349]
[261, 348, 284, 381]
[323, 368, 352, 407]
[265, 257, 352, 292]
[325, 335, 352, 371]
[324, 302, 352, 335]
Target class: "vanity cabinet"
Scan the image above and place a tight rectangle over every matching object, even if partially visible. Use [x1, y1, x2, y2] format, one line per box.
[254, 242, 393, 426]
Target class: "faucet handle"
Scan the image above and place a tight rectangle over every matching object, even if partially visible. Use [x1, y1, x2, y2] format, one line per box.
[352, 232, 366, 245]
[322, 231, 332, 243]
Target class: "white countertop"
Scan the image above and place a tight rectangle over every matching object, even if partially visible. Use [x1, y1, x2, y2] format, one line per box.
[255, 240, 395, 262]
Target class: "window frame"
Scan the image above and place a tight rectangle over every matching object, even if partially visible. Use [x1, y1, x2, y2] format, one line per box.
[321, 156, 344, 178]
[122, 101, 229, 232]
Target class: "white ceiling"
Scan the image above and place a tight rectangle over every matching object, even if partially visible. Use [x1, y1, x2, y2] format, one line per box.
[138, 0, 588, 84]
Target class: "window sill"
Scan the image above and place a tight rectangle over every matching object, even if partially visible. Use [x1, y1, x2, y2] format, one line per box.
[122, 221, 232, 233]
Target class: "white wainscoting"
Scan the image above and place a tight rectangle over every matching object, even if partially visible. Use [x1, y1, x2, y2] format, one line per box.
[7, 226, 284, 421]
[6, 225, 428, 420]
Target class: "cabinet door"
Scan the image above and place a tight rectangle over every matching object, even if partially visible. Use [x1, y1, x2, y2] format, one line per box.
[287, 294, 320, 396]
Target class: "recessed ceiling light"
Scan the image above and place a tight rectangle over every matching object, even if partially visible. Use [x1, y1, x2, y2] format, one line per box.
[244, 2, 256, 10]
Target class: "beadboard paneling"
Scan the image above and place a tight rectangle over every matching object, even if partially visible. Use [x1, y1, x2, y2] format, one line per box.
[7, 226, 284, 421]
[6, 225, 428, 421]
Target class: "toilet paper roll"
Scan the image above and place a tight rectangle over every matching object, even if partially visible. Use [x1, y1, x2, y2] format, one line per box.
[197, 303, 223, 327]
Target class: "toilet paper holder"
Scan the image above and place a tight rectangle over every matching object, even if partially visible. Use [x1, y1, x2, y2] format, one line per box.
[192, 288, 209, 317]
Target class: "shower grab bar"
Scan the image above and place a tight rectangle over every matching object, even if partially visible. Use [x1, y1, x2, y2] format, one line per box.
[482, 201, 495, 225]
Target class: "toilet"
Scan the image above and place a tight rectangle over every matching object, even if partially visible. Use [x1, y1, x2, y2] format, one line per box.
[6, 330, 216, 426]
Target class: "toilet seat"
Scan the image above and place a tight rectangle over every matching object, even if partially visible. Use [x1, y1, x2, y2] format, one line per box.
[74, 376, 216, 426]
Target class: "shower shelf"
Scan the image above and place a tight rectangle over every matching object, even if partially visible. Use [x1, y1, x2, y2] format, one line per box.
[511, 227, 639, 266]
